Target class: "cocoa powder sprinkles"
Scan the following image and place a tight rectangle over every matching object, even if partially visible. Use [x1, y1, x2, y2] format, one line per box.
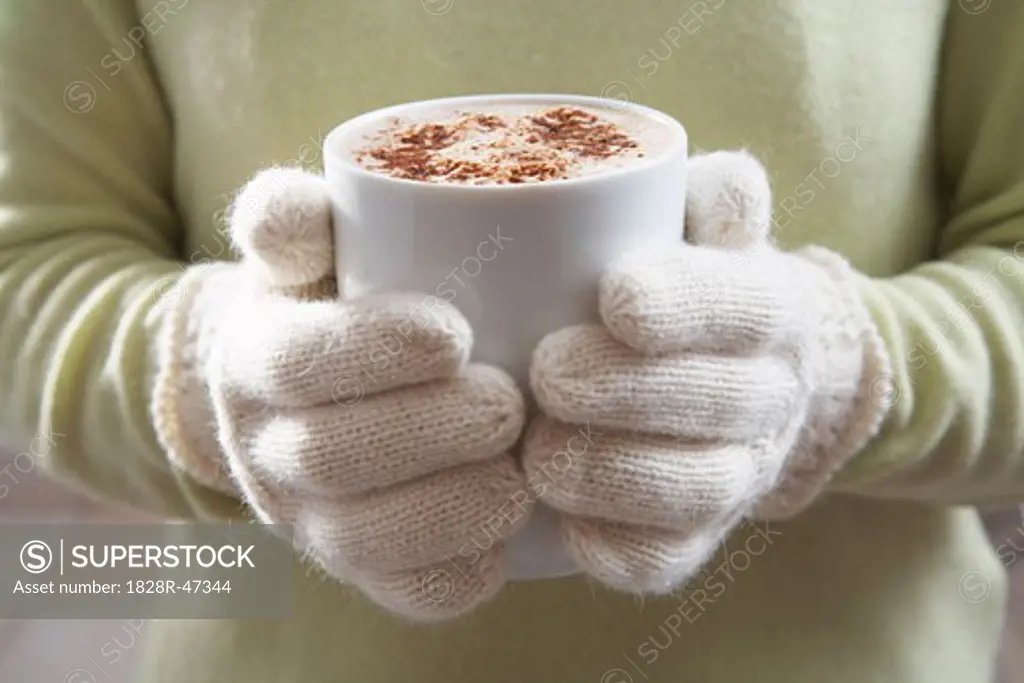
[352, 106, 649, 185]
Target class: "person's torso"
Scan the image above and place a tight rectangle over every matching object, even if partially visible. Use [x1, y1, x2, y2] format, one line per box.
[133, 1, 1007, 681]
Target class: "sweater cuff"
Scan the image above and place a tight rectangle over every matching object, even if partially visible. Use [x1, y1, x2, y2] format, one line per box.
[753, 248, 892, 519]
[149, 264, 239, 496]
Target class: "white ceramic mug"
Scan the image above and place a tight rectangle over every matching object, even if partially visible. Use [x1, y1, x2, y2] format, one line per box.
[323, 94, 688, 580]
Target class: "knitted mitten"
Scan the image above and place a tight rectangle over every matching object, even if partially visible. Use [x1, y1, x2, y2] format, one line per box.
[521, 151, 891, 593]
[150, 168, 532, 620]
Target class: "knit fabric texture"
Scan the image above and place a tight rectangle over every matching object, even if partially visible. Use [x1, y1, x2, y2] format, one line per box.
[151, 168, 531, 620]
[523, 152, 892, 593]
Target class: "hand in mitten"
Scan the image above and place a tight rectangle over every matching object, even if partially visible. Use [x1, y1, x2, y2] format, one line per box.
[150, 168, 532, 620]
[521, 151, 891, 593]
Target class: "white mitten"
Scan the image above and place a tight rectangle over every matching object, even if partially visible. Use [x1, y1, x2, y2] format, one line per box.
[150, 168, 531, 620]
[521, 151, 892, 594]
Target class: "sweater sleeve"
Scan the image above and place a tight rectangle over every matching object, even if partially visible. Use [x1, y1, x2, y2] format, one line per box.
[832, 2, 1024, 505]
[0, 0, 238, 519]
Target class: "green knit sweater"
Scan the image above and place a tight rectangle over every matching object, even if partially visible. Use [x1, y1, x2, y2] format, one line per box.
[0, 0, 1021, 680]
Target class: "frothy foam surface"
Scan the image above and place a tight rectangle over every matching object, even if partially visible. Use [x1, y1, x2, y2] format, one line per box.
[348, 103, 674, 185]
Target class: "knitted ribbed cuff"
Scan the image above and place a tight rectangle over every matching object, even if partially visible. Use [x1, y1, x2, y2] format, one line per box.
[150, 264, 239, 496]
[753, 247, 892, 519]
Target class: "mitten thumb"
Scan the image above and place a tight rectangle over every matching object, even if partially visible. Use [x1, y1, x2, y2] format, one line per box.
[228, 166, 337, 301]
[685, 150, 772, 251]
